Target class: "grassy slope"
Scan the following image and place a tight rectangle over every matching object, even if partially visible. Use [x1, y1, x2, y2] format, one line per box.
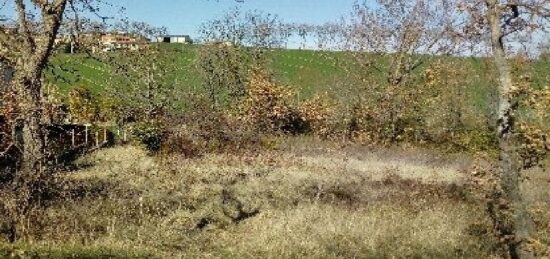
[46, 44, 549, 119]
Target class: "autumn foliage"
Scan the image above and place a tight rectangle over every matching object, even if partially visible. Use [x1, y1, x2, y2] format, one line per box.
[238, 68, 306, 134]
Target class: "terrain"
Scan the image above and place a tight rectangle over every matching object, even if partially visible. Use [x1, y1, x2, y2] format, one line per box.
[1, 137, 549, 258]
[3, 42, 549, 259]
[47, 44, 550, 101]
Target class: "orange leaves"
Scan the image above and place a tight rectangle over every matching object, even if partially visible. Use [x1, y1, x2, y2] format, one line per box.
[517, 122, 549, 169]
[514, 70, 550, 169]
[298, 93, 337, 138]
[239, 68, 305, 134]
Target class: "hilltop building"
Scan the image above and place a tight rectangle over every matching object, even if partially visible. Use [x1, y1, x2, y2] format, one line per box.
[100, 33, 149, 52]
[156, 35, 193, 44]
[53, 32, 148, 53]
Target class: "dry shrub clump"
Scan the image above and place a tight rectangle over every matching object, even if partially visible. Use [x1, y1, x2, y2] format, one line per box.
[160, 114, 262, 157]
[516, 85, 550, 169]
[158, 68, 319, 158]
[298, 93, 339, 139]
[239, 68, 307, 135]
[346, 100, 386, 144]
[156, 95, 265, 157]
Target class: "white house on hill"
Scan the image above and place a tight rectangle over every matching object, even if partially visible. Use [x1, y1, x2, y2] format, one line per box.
[156, 35, 193, 44]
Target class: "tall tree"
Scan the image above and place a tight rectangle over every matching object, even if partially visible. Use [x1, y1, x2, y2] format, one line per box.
[107, 43, 180, 122]
[342, 0, 460, 142]
[0, 0, 117, 241]
[460, 0, 549, 257]
[198, 8, 289, 108]
[12, 0, 67, 177]
[0, 0, 70, 241]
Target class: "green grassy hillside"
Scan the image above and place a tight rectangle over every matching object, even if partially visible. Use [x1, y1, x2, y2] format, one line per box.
[46, 44, 550, 106]
[46, 45, 353, 98]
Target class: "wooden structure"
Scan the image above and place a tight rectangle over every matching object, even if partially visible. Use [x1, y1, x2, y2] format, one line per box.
[43, 123, 114, 164]
[100, 33, 149, 52]
[1, 121, 117, 171]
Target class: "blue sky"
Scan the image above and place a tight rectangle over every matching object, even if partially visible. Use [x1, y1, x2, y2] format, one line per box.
[110, 0, 357, 37]
[0, 0, 358, 48]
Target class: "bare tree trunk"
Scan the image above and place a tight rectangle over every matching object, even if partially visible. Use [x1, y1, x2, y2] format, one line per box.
[387, 54, 405, 143]
[11, 0, 67, 177]
[10, 72, 47, 240]
[4, 0, 68, 241]
[486, 1, 534, 258]
[16, 81, 45, 178]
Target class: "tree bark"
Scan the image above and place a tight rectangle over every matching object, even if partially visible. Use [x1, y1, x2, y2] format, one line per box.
[6, 0, 68, 241]
[486, 1, 535, 258]
[12, 0, 67, 177]
[14, 75, 46, 182]
[9, 70, 47, 241]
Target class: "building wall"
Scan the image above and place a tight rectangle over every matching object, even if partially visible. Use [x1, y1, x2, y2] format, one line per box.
[156, 36, 192, 44]
[171, 37, 189, 43]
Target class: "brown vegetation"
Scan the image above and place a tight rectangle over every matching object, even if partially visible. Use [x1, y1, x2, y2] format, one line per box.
[1, 0, 549, 257]
[6, 139, 546, 258]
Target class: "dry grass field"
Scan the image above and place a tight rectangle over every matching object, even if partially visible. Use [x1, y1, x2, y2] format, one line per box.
[1, 137, 549, 258]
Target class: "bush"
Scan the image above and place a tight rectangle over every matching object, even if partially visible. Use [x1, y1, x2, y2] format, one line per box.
[298, 93, 338, 138]
[159, 100, 263, 156]
[239, 68, 307, 135]
[160, 126, 200, 158]
[67, 85, 101, 123]
[131, 123, 165, 153]
[198, 44, 250, 108]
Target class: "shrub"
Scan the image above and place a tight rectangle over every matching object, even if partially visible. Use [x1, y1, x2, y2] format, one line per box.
[345, 100, 378, 144]
[131, 123, 165, 153]
[239, 68, 307, 135]
[67, 85, 101, 123]
[160, 126, 200, 158]
[159, 99, 263, 156]
[298, 93, 338, 138]
[198, 44, 250, 108]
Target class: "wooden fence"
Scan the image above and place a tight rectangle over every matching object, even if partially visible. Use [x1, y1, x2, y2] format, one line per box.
[1, 122, 127, 169]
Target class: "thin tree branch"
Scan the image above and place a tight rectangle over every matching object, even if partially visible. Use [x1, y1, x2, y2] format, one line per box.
[14, 0, 36, 53]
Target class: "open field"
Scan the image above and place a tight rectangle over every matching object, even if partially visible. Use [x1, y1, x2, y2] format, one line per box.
[8, 37, 550, 259]
[3, 1, 550, 258]
[2, 137, 549, 258]
[47, 45, 550, 100]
